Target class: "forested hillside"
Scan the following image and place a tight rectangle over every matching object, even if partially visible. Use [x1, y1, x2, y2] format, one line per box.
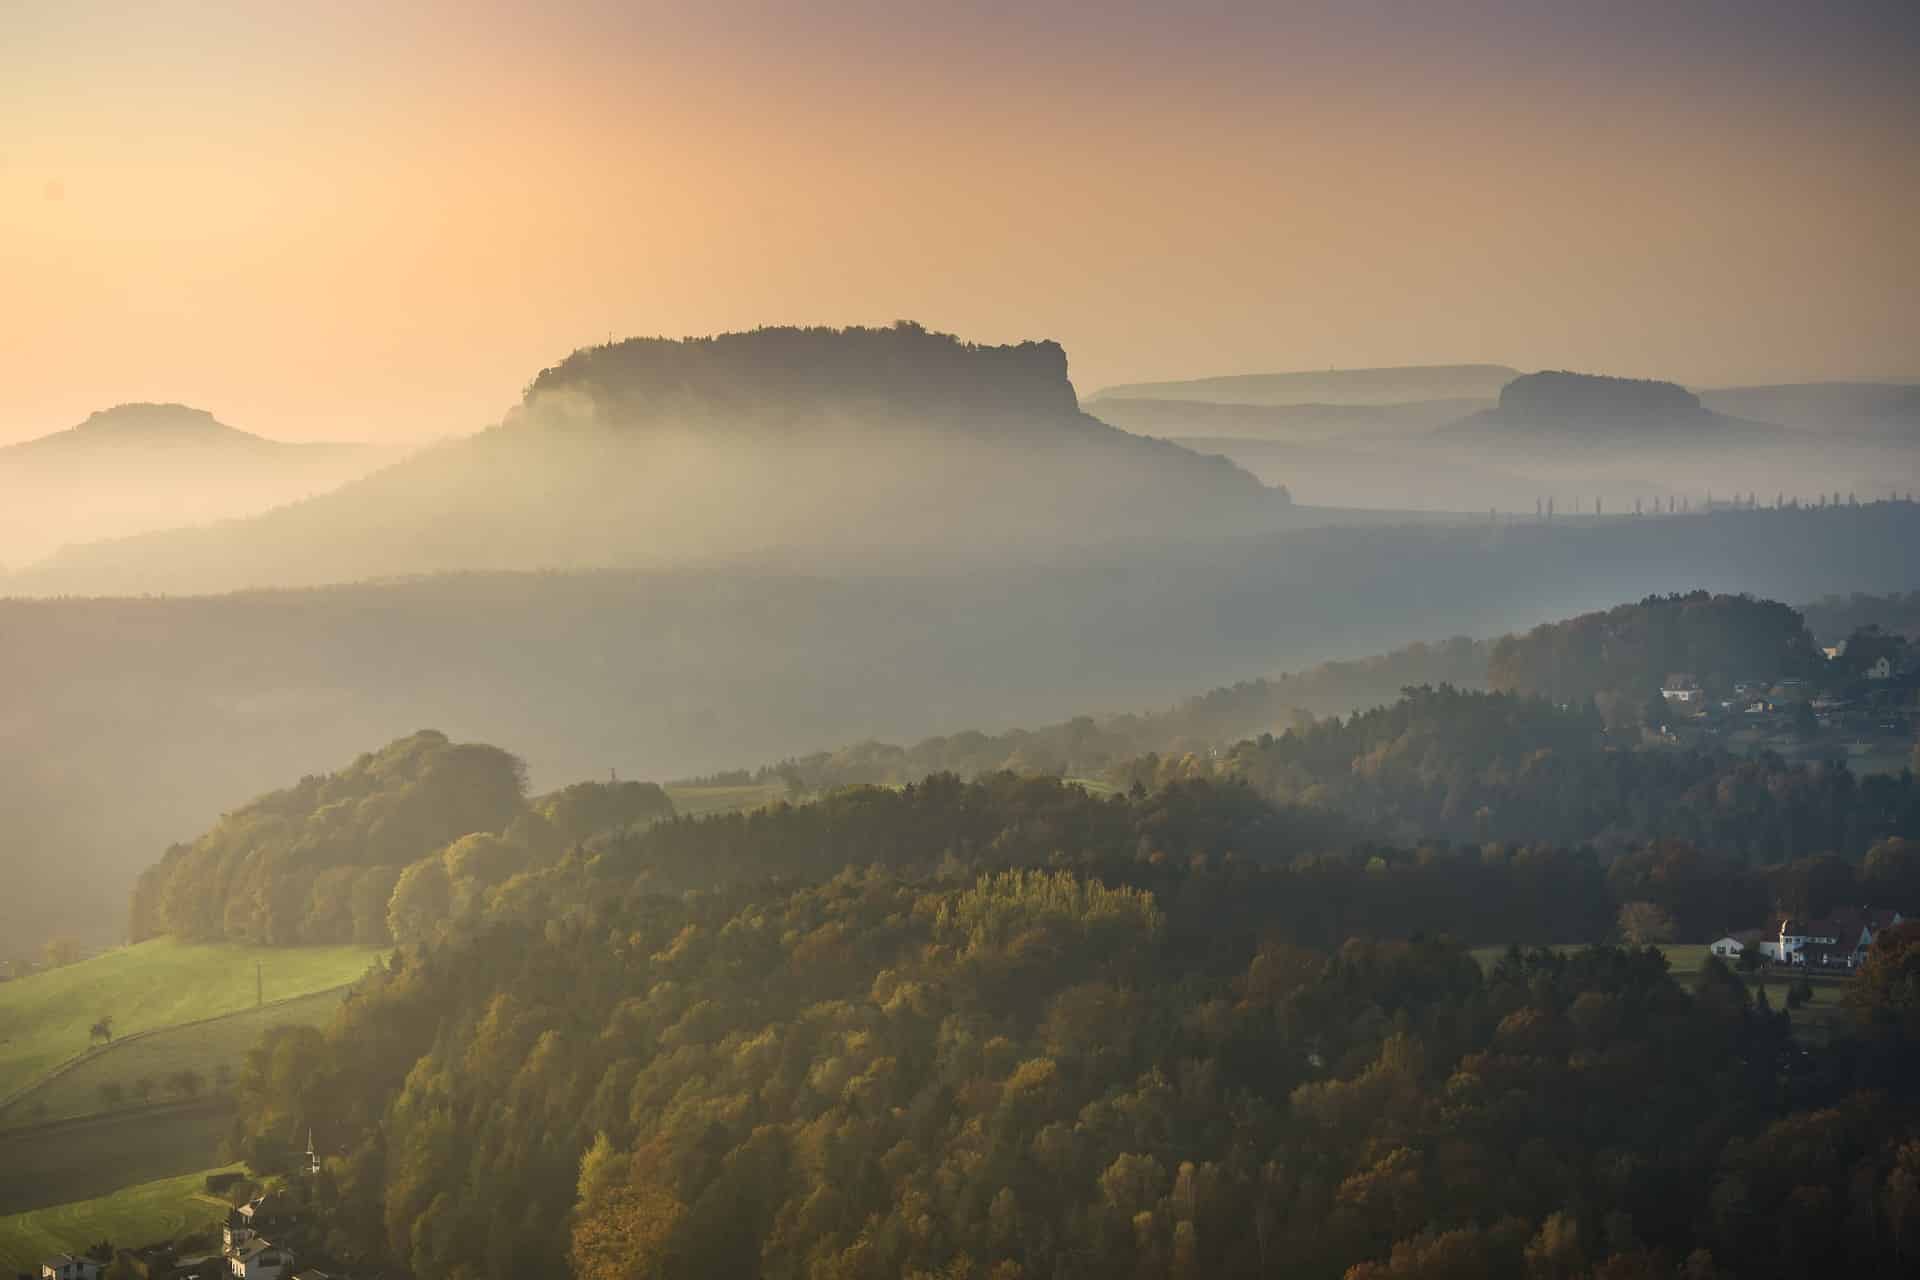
[11, 503, 1919, 964]
[1116, 685, 1920, 858]
[689, 635, 1490, 793]
[127, 732, 671, 946]
[1487, 592, 1818, 716]
[222, 769, 1920, 1279]
[1801, 590, 1920, 643]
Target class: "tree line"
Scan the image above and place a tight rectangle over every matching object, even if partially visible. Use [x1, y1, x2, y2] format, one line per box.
[127, 731, 671, 946]
[223, 775, 1920, 1277]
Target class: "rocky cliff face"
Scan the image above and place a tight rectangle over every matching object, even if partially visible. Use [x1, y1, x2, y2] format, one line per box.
[522, 322, 1081, 431]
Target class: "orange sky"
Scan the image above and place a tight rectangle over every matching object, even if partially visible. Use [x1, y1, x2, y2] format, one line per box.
[3, 0, 1916, 444]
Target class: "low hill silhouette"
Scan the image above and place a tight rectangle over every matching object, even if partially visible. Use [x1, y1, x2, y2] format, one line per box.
[1092, 362, 1517, 407]
[0, 403, 387, 567]
[1087, 396, 1489, 442]
[1698, 380, 1920, 436]
[9, 324, 1279, 595]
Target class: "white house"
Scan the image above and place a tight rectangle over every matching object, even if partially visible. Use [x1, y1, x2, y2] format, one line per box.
[1708, 936, 1745, 958]
[1661, 673, 1704, 705]
[230, 1239, 295, 1280]
[1867, 655, 1893, 680]
[40, 1256, 104, 1280]
[1766, 909, 1903, 967]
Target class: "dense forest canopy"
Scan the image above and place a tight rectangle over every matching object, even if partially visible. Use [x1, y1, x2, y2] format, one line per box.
[1116, 685, 1920, 860]
[223, 768, 1920, 1279]
[92, 580, 1920, 1278]
[1801, 590, 1920, 644]
[1486, 591, 1818, 714]
[127, 732, 671, 947]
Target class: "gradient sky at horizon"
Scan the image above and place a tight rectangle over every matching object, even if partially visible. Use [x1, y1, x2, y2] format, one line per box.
[3, 0, 1916, 444]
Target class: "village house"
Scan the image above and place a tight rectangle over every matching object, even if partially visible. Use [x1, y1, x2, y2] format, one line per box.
[1758, 909, 1904, 967]
[228, 1238, 295, 1280]
[1660, 673, 1704, 705]
[1866, 654, 1893, 680]
[226, 1192, 300, 1251]
[221, 1191, 304, 1280]
[39, 1255, 105, 1280]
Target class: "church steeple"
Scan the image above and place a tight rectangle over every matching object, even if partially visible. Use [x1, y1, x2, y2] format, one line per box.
[306, 1128, 320, 1176]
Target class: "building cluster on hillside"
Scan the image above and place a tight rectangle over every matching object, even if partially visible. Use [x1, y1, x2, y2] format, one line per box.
[1709, 908, 1905, 970]
[33, 1171, 348, 1280]
[1653, 630, 1919, 759]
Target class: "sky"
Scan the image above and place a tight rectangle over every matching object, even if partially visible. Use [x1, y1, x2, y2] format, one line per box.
[3, 0, 1916, 444]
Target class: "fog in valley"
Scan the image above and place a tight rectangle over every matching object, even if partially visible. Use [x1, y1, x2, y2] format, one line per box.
[4, 2, 1918, 1278]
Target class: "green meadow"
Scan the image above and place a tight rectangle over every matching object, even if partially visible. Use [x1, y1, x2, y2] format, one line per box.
[0, 1164, 240, 1274]
[7, 987, 354, 1127]
[0, 938, 383, 1104]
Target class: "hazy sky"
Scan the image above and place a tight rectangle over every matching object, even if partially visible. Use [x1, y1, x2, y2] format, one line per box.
[4, 0, 1916, 444]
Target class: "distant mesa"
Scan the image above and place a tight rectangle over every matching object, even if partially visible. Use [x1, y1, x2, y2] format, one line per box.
[67, 402, 257, 442]
[1091, 364, 1519, 408]
[1444, 370, 1778, 447]
[1495, 371, 1704, 426]
[522, 322, 1082, 429]
[11, 323, 1282, 595]
[0, 402, 389, 570]
[3, 401, 361, 458]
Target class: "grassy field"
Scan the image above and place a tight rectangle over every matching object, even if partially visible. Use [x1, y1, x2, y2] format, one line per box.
[5, 987, 352, 1127]
[0, 1164, 239, 1274]
[665, 781, 792, 818]
[0, 1100, 231, 1215]
[0, 938, 384, 1103]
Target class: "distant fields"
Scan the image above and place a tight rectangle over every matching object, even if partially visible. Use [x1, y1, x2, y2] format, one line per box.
[8, 987, 352, 1127]
[0, 1164, 239, 1274]
[0, 1100, 230, 1215]
[0, 938, 384, 1104]
[665, 781, 792, 818]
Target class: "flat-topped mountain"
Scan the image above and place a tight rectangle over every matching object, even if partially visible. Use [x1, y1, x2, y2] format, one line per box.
[10, 324, 1278, 595]
[1092, 363, 1518, 407]
[1444, 370, 1783, 449]
[2, 402, 355, 457]
[11, 402, 260, 450]
[523, 324, 1081, 427]
[0, 403, 387, 568]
